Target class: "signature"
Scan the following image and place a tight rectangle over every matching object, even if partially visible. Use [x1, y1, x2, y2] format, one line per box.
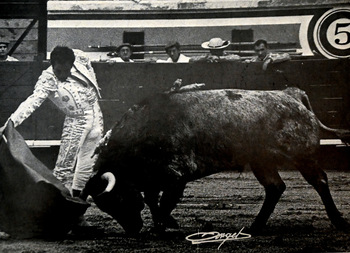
[185, 227, 251, 249]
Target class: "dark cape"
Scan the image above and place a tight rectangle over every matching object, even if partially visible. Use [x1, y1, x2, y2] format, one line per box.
[0, 121, 89, 238]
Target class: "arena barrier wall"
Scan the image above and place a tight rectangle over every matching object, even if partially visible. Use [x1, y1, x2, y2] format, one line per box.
[0, 59, 349, 142]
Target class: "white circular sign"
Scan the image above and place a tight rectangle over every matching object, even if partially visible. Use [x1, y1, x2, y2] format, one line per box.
[313, 8, 350, 59]
[326, 18, 350, 51]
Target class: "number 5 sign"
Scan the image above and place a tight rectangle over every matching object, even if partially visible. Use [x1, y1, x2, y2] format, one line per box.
[312, 8, 350, 59]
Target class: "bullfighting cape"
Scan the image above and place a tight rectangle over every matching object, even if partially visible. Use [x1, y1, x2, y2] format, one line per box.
[0, 121, 89, 238]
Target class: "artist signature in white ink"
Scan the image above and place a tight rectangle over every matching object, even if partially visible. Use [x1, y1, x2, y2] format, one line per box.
[185, 227, 251, 249]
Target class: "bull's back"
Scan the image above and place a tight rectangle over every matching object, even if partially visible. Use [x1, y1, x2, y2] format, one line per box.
[168, 89, 319, 173]
[109, 89, 320, 183]
[170, 89, 319, 146]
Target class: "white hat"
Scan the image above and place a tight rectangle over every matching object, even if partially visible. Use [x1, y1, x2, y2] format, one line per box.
[201, 38, 230, 49]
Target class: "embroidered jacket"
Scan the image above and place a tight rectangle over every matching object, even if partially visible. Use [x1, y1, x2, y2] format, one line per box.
[9, 50, 101, 127]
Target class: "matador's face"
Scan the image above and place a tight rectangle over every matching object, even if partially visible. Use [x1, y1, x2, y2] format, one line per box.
[53, 62, 73, 82]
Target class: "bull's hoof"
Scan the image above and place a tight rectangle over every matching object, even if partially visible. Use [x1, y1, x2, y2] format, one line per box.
[125, 231, 141, 238]
[332, 218, 350, 232]
[66, 214, 106, 239]
[68, 225, 104, 239]
[149, 224, 166, 235]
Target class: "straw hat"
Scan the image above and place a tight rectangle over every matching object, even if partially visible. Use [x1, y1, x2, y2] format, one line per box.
[116, 43, 133, 53]
[201, 38, 230, 49]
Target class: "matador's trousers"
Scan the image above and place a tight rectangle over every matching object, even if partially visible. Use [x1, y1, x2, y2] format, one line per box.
[53, 102, 104, 191]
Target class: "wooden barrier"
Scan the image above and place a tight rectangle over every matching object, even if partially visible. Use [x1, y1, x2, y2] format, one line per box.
[0, 59, 349, 141]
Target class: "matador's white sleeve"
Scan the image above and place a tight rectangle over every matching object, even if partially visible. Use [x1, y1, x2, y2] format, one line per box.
[9, 71, 57, 127]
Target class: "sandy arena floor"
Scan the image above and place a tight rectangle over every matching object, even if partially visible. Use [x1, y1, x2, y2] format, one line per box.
[0, 170, 349, 253]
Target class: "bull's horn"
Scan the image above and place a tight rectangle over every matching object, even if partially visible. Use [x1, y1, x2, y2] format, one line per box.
[101, 172, 116, 193]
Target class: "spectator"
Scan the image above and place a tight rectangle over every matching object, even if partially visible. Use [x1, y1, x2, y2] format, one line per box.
[157, 41, 191, 63]
[0, 38, 18, 61]
[108, 43, 134, 62]
[246, 39, 291, 71]
[191, 37, 241, 62]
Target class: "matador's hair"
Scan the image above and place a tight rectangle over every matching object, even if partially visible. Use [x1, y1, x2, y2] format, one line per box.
[50, 46, 75, 66]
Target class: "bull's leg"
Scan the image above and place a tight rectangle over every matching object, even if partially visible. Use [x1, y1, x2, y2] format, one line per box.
[296, 160, 349, 230]
[250, 165, 286, 233]
[144, 190, 162, 227]
[157, 184, 186, 230]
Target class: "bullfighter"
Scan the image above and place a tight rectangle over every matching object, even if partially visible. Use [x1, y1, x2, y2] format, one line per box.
[0, 46, 104, 201]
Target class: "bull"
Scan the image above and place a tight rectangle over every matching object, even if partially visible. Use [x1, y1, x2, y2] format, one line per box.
[83, 87, 349, 235]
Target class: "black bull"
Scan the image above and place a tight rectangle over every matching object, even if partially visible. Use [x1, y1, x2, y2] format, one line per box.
[83, 88, 349, 234]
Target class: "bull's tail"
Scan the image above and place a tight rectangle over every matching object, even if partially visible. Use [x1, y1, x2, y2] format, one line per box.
[300, 91, 350, 145]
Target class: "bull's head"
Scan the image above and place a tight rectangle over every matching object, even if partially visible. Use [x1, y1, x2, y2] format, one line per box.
[83, 172, 144, 235]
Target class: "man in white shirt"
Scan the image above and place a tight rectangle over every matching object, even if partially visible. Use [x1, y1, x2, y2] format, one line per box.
[157, 41, 191, 63]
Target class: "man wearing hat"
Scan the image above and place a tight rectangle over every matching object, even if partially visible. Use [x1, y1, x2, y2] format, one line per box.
[108, 43, 134, 62]
[0, 38, 18, 61]
[157, 41, 191, 63]
[191, 37, 241, 62]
